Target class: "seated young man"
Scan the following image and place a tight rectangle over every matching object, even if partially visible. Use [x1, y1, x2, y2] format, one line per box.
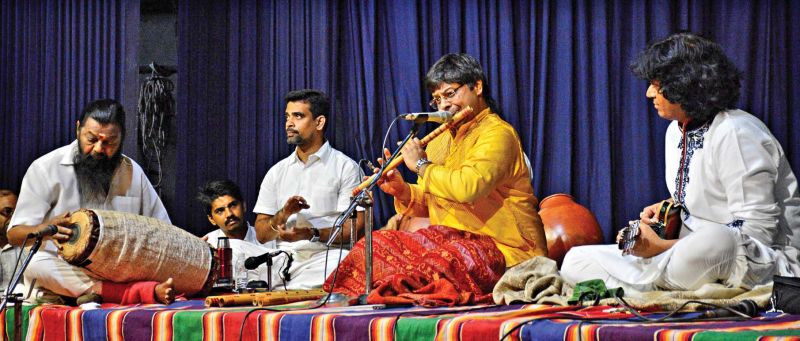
[561, 33, 800, 294]
[252, 89, 364, 290]
[198, 179, 276, 249]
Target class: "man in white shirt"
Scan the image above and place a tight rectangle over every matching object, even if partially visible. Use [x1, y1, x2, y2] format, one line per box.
[0, 190, 22, 294]
[198, 179, 287, 289]
[561, 32, 800, 294]
[7, 99, 174, 304]
[198, 179, 275, 248]
[253, 89, 363, 290]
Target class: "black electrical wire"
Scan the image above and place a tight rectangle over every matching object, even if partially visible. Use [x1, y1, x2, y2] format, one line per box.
[499, 296, 756, 341]
[5, 234, 30, 291]
[137, 66, 175, 193]
[237, 217, 348, 341]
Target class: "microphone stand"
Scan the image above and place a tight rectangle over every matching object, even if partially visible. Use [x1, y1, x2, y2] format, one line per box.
[264, 255, 273, 292]
[1, 235, 46, 341]
[245, 251, 286, 292]
[327, 122, 421, 302]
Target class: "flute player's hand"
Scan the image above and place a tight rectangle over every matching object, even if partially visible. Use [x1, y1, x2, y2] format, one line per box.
[370, 148, 411, 203]
[400, 138, 427, 172]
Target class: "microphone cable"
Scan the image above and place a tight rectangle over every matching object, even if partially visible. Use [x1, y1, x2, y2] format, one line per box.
[381, 115, 402, 157]
[499, 295, 759, 341]
[237, 215, 349, 341]
[4, 234, 30, 292]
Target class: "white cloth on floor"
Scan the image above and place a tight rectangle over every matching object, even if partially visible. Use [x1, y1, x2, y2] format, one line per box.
[562, 224, 739, 295]
[226, 238, 348, 290]
[203, 223, 276, 249]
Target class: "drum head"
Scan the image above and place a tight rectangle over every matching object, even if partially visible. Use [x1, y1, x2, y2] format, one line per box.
[58, 209, 99, 265]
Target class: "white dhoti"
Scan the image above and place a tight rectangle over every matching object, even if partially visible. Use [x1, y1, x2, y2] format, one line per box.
[228, 239, 348, 290]
[23, 248, 98, 301]
[560, 224, 744, 296]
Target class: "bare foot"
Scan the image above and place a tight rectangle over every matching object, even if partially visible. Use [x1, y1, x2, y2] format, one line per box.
[154, 278, 175, 304]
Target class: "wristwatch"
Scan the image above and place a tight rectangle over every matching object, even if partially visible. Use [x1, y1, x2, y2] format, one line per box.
[415, 158, 432, 174]
[309, 227, 321, 242]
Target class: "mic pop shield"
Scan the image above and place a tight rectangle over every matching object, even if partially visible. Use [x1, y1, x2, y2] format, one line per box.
[401, 111, 453, 123]
[701, 299, 758, 318]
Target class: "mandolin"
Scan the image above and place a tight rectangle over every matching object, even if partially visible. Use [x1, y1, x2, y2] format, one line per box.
[618, 200, 682, 256]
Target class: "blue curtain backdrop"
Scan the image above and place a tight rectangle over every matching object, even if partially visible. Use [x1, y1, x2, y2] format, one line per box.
[2, 1, 798, 243]
[174, 0, 800, 240]
[0, 0, 139, 195]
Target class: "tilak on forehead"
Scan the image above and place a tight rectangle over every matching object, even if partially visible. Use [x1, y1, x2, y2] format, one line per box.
[82, 122, 121, 140]
[93, 132, 116, 141]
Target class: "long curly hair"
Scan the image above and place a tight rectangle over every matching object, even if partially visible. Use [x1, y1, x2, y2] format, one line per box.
[630, 32, 741, 122]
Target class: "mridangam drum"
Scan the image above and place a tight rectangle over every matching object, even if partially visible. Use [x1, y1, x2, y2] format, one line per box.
[57, 209, 217, 296]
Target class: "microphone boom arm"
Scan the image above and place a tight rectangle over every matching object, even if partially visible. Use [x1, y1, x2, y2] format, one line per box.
[327, 121, 421, 246]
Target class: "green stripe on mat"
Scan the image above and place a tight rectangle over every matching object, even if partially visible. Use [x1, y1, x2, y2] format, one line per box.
[172, 307, 257, 340]
[172, 310, 207, 340]
[693, 328, 800, 341]
[4, 305, 35, 340]
[394, 317, 446, 341]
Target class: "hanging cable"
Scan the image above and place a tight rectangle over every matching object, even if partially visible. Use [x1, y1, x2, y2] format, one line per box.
[137, 63, 175, 193]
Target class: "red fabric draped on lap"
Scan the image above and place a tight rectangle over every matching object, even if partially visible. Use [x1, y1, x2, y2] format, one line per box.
[100, 281, 159, 305]
[323, 225, 506, 307]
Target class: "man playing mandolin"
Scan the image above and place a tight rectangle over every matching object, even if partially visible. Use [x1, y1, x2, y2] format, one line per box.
[561, 33, 800, 294]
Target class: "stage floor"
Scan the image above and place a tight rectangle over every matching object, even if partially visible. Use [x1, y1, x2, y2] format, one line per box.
[3, 300, 800, 340]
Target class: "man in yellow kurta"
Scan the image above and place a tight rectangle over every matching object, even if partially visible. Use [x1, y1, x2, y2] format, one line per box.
[324, 53, 547, 306]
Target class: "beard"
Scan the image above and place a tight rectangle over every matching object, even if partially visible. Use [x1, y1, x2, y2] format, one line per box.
[286, 129, 305, 145]
[73, 147, 122, 205]
[287, 136, 305, 145]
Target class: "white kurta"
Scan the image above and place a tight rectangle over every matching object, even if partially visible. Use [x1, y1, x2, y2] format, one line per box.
[203, 223, 276, 248]
[8, 140, 170, 298]
[204, 224, 288, 289]
[561, 109, 800, 293]
[204, 228, 288, 290]
[252, 141, 360, 289]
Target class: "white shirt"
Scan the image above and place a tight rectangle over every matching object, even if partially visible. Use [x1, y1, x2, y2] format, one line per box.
[9, 140, 170, 251]
[665, 109, 800, 284]
[0, 243, 22, 293]
[204, 223, 277, 249]
[253, 141, 361, 230]
[560, 109, 800, 293]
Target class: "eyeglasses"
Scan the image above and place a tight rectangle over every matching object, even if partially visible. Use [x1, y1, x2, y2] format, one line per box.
[429, 84, 466, 110]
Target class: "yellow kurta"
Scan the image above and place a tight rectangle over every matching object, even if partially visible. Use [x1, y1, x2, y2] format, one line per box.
[395, 108, 547, 267]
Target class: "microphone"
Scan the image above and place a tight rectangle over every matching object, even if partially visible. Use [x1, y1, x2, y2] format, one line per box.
[27, 224, 58, 238]
[701, 299, 758, 318]
[244, 251, 282, 270]
[401, 111, 453, 123]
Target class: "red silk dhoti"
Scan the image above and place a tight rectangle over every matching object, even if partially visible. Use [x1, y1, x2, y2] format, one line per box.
[323, 225, 506, 306]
